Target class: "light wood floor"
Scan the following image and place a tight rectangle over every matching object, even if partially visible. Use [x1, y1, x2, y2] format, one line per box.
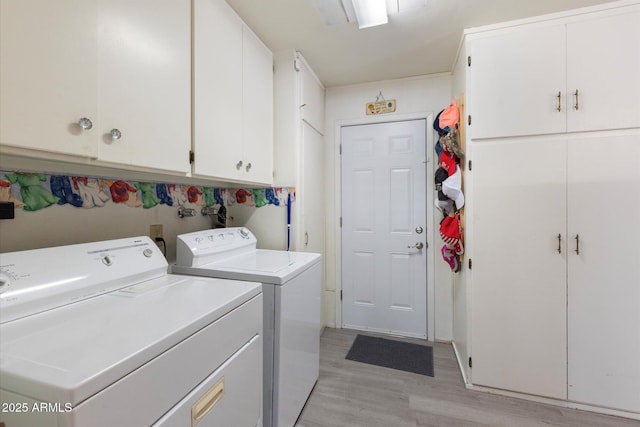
[296, 328, 639, 427]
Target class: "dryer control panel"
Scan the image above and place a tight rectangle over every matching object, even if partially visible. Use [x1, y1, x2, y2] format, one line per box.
[0, 236, 167, 324]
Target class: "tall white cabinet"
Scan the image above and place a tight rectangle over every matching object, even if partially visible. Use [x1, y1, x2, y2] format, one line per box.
[192, 0, 273, 185]
[0, 0, 191, 174]
[463, 1, 640, 417]
[273, 51, 325, 255]
[272, 51, 326, 324]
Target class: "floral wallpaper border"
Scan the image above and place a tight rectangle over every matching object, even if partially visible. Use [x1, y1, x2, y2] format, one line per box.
[0, 171, 295, 212]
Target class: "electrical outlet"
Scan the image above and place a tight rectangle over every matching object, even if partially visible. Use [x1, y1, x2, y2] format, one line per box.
[149, 224, 163, 242]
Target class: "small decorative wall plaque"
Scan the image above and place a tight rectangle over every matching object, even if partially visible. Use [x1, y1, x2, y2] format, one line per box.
[366, 91, 396, 115]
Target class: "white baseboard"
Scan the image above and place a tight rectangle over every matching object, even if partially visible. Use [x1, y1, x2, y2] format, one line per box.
[466, 384, 640, 421]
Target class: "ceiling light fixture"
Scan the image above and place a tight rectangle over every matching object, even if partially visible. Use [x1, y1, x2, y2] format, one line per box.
[351, 0, 388, 29]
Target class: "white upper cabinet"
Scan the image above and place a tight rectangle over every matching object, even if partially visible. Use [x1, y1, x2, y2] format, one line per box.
[0, 0, 191, 174]
[0, 0, 99, 159]
[242, 25, 274, 184]
[192, 0, 243, 180]
[566, 9, 640, 132]
[467, 4, 640, 139]
[192, 0, 273, 185]
[299, 59, 325, 135]
[467, 23, 566, 139]
[95, 0, 191, 173]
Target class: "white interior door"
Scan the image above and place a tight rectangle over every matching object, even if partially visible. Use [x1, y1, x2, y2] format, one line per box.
[341, 119, 427, 338]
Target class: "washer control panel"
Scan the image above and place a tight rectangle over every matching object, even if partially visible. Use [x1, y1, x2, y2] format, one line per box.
[176, 227, 256, 267]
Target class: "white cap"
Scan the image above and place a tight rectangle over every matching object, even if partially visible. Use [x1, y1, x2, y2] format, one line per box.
[442, 166, 464, 209]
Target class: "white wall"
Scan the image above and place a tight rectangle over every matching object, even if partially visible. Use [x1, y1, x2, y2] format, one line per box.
[325, 74, 454, 341]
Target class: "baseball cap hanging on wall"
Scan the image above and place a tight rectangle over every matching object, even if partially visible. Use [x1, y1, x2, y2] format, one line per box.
[439, 213, 464, 272]
[440, 126, 464, 158]
[438, 98, 460, 131]
[435, 96, 465, 272]
[442, 166, 465, 210]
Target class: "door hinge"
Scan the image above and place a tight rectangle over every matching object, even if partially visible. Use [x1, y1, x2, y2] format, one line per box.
[468, 357, 473, 368]
[468, 160, 472, 171]
[468, 115, 472, 126]
[189, 150, 195, 164]
[468, 258, 472, 270]
[339, 144, 342, 155]
[340, 217, 342, 227]
[340, 290, 343, 301]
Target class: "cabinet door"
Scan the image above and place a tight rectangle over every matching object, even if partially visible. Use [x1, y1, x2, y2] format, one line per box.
[192, 0, 243, 179]
[467, 24, 566, 139]
[96, 0, 190, 173]
[566, 8, 640, 132]
[0, 0, 98, 158]
[567, 134, 640, 412]
[242, 25, 273, 185]
[471, 138, 567, 399]
[300, 122, 325, 256]
[300, 59, 325, 135]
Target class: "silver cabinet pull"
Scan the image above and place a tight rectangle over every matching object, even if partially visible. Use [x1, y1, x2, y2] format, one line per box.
[557, 233, 562, 254]
[78, 117, 93, 130]
[245, 162, 252, 172]
[236, 160, 243, 170]
[110, 128, 122, 140]
[573, 89, 580, 110]
[556, 91, 562, 112]
[408, 242, 424, 250]
[575, 234, 580, 255]
[305, 232, 309, 246]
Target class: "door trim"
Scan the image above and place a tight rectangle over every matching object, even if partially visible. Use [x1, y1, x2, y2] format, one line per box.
[333, 112, 435, 341]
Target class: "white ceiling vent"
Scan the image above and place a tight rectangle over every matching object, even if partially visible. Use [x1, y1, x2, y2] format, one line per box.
[310, 0, 427, 28]
[308, 0, 354, 26]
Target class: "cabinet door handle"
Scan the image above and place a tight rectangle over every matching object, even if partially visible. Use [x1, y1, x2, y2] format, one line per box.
[557, 233, 562, 254]
[78, 117, 93, 130]
[110, 128, 122, 140]
[556, 92, 562, 112]
[236, 160, 243, 170]
[245, 162, 252, 172]
[575, 234, 580, 255]
[573, 89, 580, 110]
[305, 232, 309, 246]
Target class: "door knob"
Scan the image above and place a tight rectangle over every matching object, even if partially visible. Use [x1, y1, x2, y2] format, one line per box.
[408, 242, 424, 250]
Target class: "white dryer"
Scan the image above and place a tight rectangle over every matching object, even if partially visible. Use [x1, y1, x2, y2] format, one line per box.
[172, 227, 321, 427]
[0, 236, 263, 427]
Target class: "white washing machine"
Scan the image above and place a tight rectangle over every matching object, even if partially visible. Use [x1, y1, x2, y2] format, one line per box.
[0, 236, 263, 427]
[172, 227, 321, 427]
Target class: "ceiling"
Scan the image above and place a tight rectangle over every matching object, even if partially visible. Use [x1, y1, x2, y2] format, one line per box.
[225, 0, 618, 87]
